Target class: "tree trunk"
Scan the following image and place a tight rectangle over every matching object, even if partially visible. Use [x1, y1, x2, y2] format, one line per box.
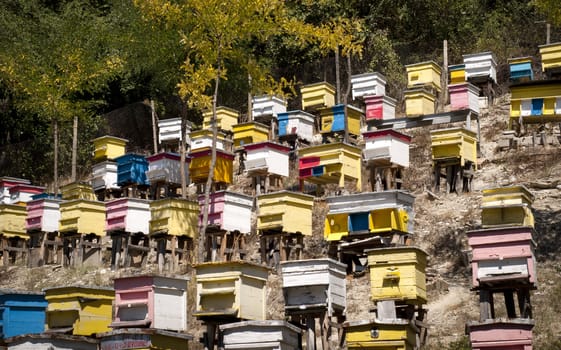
[53, 119, 59, 194]
[180, 101, 188, 199]
[335, 46, 341, 104]
[343, 54, 352, 144]
[151, 99, 158, 154]
[71, 115, 78, 182]
[247, 72, 252, 123]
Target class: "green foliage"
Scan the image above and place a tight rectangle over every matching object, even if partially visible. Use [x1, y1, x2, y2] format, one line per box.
[533, 0, 561, 26]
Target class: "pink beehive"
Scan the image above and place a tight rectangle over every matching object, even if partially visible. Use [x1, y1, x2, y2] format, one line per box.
[198, 191, 253, 233]
[26, 197, 61, 233]
[468, 319, 534, 350]
[364, 95, 397, 120]
[105, 198, 151, 234]
[467, 227, 536, 288]
[449, 82, 480, 113]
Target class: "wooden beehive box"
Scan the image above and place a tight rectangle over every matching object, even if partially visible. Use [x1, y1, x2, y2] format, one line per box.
[92, 136, 128, 162]
[111, 275, 189, 332]
[508, 56, 534, 82]
[188, 148, 234, 185]
[60, 182, 96, 201]
[91, 161, 119, 192]
[362, 130, 411, 168]
[243, 142, 290, 178]
[149, 198, 199, 238]
[115, 154, 150, 187]
[300, 82, 336, 111]
[26, 197, 61, 233]
[280, 258, 346, 316]
[0, 290, 47, 338]
[298, 143, 362, 191]
[257, 191, 314, 235]
[405, 61, 442, 92]
[0, 204, 28, 239]
[463, 51, 497, 83]
[198, 190, 253, 234]
[449, 82, 480, 113]
[366, 246, 427, 304]
[59, 199, 106, 236]
[99, 329, 192, 350]
[189, 129, 232, 152]
[324, 191, 414, 242]
[220, 320, 301, 350]
[481, 185, 534, 207]
[158, 117, 191, 145]
[430, 127, 477, 168]
[351, 72, 387, 100]
[5, 334, 99, 350]
[467, 319, 534, 350]
[277, 110, 315, 142]
[232, 122, 270, 148]
[481, 185, 534, 228]
[203, 106, 239, 133]
[449, 64, 466, 84]
[193, 261, 269, 321]
[44, 286, 114, 336]
[7, 184, 45, 205]
[364, 95, 397, 121]
[467, 226, 536, 288]
[105, 198, 150, 234]
[343, 319, 418, 350]
[539, 42, 561, 73]
[509, 81, 561, 123]
[252, 95, 287, 119]
[404, 88, 436, 116]
[146, 152, 189, 186]
[318, 104, 363, 136]
[0, 178, 31, 204]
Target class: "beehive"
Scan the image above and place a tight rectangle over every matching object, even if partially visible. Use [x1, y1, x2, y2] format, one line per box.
[0, 204, 28, 239]
[232, 122, 270, 148]
[99, 328, 192, 350]
[481, 186, 534, 228]
[146, 152, 189, 186]
[351, 72, 387, 100]
[343, 319, 418, 350]
[111, 275, 189, 332]
[252, 95, 287, 119]
[463, 51, 497, 83]
[59, 199, 106, 236]
[467, 226, 536, 288]
[300, 82, 336, 111]
[91, 161, 119, 192]
[203, 106, 239, 133]
[158, 117, 191, 145]
[280, 258, 346, 316]
[44, 286, 114, 336]
[404, 88, 436, 116]
[220, 320, 301, 350]
[364, 95, 397, 121]
[92, 136, 128, 162]
[6, 184, 45, 205]
[448, 82, 480, 113]
[115, 154, 149, 187]
[449, 64, 466, 84]
[257, 191, 314, 235]
[193, 261, 269, 321]
[430, 127, 477, 168]
[189, 129, 232, 152]
[318, 104, 363, 136]
[362, 130, 411, 168]
[60, 182, 96, 201]
[324, 191, 414, 241]
[189, 148, 234, 185]
[467, 319, 534, 350]
[26, 197, 61, 233]
[277, 110, 315, 142]
[5, 334, 99, 350]
[243, 142, 290, 178]
[0, 290, 47, 339]
[0, 178, 31, 204]
[508, 56, 534, 82]
[198, 191, 253, 234]
[366, 246, 427, 304]
[298, 143, 362, 191]
[405, 61, 442, 92]
[149, 198, 199, 238]
[105, 198, 150, 234]
[509, 81, 561, 125]
[538, 42, 561, 72]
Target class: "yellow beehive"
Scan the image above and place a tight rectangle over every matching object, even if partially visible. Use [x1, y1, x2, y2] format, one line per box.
[44, 285, 114, 336]
[509, 81, 561, 126]
[324, 208, 410, 241]
[203, 106, 239, 133]
[405, 61, 442, 92]
[344, 319, 417, 350]
[149, 198, 199, 238]
[193, 261, 269, 321]
[481, 185, 534, 207]
[297, 143, 362, 191]
[449, 64, 466, 84]
[232, 122, 270, 148]
[0, 204, 27, 239]
[367, 247, 427, 304]
[318, 104, 363, 136]
[92, 135, 128, 162]
[60, 182, 97, 201]
[189, 148, 234, 185]
[301, 82, 336, 111]
[404, 88, 436, 116]
[481, 186, 534, 228]
[59, 200, 106, 236]
[430, 127, 477, 168]
[257, 191, 314, 235]
[538, 42, 561, 72]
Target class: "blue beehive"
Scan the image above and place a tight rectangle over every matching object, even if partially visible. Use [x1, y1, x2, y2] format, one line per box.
[0, 290, 47, 339]
[508, 57, 534, 82]
[349, 212, 370, 232]
[115, 154, 150, 186]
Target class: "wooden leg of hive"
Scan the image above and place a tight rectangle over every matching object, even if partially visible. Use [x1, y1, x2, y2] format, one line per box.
[260, 235, 267, 266]
[445, 165, 454, 194]
[157, 238, 166, 273]
[171, 236, 177, 272]
[111, 235, 121, 270]
[518, 288, 532, 318]
[479, 290, 494, 321]
[219, 232, 227, 262]
[504, 290, 517, 318]
[321, 312, 329, 350]
[306, 315, 316, 350]
[433, 163, 441, 192]
[205, 323, 216, 350]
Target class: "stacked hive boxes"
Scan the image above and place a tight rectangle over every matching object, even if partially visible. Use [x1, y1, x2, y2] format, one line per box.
[404, 61, 441, 116]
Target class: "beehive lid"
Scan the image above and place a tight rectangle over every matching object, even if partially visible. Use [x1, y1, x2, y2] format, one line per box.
[365, 246, 428, 264]
[326, 190, 415, 214]
[481, 185, 534, 207]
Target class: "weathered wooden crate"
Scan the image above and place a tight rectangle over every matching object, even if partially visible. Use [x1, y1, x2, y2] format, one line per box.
[193, 261, 269, 321]
[509, 81, 561, 125]
[198, 191, 253, 234]
[0, 178, 31, 204]
[0, 204, 28, 239]
[449, 64, 466, 84]
[111, 275, 189, 332]
[508, 57, 534, 82]
[26, 197, 61, 233]
[158, 117, 191, 145]
[60, 182, 96, 201]
[203, 106, 239, 133]
[252, 95, 287, 119]
[0, 290, 47, 338]
[44, 286, 114, 336]
[364, 95, 397, 121]
[105, 198, 150, 234]
[467, 226, 536, 288]
[189, 148, 234, 185]
[463, 51, 497, 83]
[189, 129, 232, 152]
[324, 191, 415, 241]
[277, 110, 315, 142]
[257, 191, 313, 235]
[146, 152, 189, 186]
[481, 185, 534, 228]
[298, 143, 363, 191]
[539, 42, 561, 73]
[149, 198, 199, 238]
[430, 127, 477, 167]
[280, 258, 346, 316]
[351, 72, 387, 100]
[59, 200, 106, 236]
[366, 246, 427, 304]
[6, 184, 44, 205]
[115, 154, 149, 187]
[362, 130, 411, 168]
[5, 334, 99, 350]
[405, 61, 442, 92]
[99, 328, 193, 350]
[467, 319, 534, 350]
[220, 320, 301, 350]
[343, 319, 418, 350]
[449, 82, 480, 113]
[91, 161, 119, 192]
[318, 104, 363, 136]
[232, 122, 270, 148]
[243, 142, 290, 178]
[404, 88, 435, 116]
[92, 136, 128, 162]
[300, 82, 336, 111]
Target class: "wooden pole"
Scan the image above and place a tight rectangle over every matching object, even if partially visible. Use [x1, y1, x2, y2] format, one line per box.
[71, 116, 78, 182]
[151, 99, 158, 154]
[442, 40, 448, 109]
[306, 315, 316, 350]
